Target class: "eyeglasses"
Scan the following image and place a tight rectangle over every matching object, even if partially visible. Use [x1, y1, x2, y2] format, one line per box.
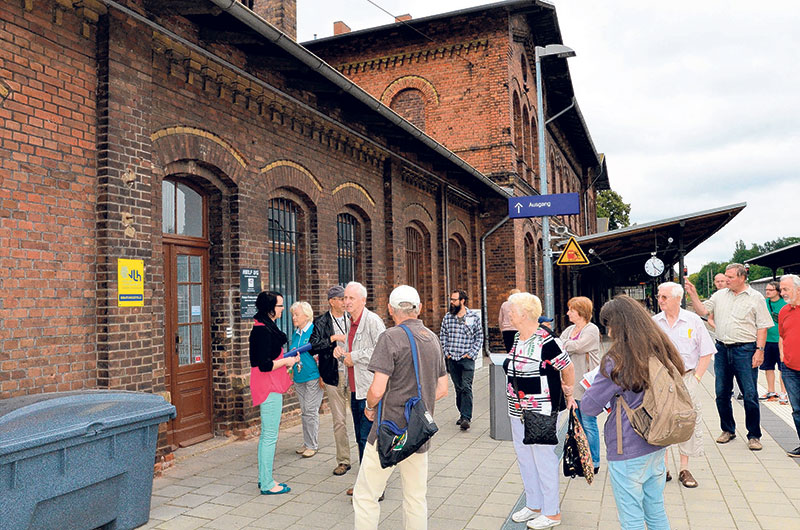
[276, 304, 284, 307]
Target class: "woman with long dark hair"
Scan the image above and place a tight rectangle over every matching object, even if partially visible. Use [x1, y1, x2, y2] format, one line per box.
[581, 295, 685, 530]
[249, 291, 298, 495]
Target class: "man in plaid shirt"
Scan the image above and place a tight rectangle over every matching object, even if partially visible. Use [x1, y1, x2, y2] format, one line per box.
[440, 289, 484, 430]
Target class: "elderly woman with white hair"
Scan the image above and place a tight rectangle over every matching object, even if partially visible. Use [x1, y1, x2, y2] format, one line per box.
[504, 292, 576, 529]
[290, 300, 322, 458]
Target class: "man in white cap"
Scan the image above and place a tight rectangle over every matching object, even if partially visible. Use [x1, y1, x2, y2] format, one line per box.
[353, 285, 449, 529]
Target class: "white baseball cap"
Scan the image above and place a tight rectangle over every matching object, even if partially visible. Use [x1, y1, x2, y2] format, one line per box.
[389, 285, 420, 309]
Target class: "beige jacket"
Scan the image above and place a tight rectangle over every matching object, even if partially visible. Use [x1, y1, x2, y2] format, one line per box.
[347, 307, 386, 400]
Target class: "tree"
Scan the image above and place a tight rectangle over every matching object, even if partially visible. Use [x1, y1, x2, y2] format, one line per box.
[596, 190, 631, 231]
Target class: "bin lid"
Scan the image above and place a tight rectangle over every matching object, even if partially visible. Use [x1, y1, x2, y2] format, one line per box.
[0, 390, 176, 457]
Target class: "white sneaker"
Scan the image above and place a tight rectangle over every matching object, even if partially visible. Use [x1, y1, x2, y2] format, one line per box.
[527, 515, 562, 529]
[512, 506, 540, 523]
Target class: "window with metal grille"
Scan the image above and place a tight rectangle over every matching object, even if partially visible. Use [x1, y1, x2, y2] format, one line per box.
[448, 237, 466, 292]
[406, 227, 423, 290]
[268, 198, 300, 338]
[337, 213, 359, 286]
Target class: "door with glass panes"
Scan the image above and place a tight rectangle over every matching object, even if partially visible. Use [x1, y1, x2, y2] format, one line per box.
[163, 179, 213, 447]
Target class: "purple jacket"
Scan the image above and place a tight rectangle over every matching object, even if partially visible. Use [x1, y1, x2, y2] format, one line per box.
[580, 357, 662, 462]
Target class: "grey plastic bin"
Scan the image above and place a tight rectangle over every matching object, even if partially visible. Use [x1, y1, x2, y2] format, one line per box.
[0, 391, 176, 530]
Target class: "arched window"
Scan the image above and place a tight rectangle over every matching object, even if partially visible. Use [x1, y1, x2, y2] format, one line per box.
[406, 226, 423, 289]
[512, 92, 523, 177]
[521, 53, 529, 83]
[448, 236, 467, 293]
[268, 198, 302, 337]
[522, 106, 532, 182]
[390, 88, 426, 131]
[406, 225, 432, 323]
[524, 234, 537, 295]
[337, 213, 359, 286]
[530, 114, 539, 189]
[162, 180, 204, 237]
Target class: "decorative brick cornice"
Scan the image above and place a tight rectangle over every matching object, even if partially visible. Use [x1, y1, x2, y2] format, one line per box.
[401, 167, 438, 195]
[150, 31, 387, 169]
[260, 160, 323, 192]
[151, 126, 248, 168]
[447, 191, 475, 211]
[332, 182, 375, 207]
[336, 39, 489, 75]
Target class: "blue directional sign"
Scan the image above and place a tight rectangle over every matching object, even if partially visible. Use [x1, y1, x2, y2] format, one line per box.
[508, 193, 580, 218]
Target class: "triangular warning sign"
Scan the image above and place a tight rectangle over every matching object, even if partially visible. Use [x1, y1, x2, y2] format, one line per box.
[556, 237, 589, 266]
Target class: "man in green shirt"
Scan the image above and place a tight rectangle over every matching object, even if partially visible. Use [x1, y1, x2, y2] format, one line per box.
[761, 281, 788, 403]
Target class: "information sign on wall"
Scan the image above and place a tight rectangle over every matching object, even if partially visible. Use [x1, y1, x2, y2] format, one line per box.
[240, 268, 261, 318]
[118, 258, 144, 307]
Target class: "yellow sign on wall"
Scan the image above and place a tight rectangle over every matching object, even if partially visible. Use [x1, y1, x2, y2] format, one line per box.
[118, 258, 144, 307]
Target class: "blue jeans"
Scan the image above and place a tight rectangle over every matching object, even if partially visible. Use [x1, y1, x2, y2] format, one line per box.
[446, 357, 475, 421]
[714, 341, 761, 439]
[575, 400, 600, 466]
[351, 392, 373, 462]
[607, 449, 670, 530]
[781, 365, 800, 442]
[258, 392, 283, 491]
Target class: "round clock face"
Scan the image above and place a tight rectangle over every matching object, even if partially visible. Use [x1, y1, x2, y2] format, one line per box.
[645, 257, 665, 277]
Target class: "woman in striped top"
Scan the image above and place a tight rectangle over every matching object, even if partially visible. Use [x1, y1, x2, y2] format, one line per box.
[503, 292, 576, 529]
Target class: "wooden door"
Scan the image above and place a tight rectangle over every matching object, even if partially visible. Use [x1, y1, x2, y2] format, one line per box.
[164, 242, 213, 447]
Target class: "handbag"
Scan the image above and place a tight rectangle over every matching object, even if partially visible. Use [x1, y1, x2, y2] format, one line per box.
[563, 409, 594, 484]
[510, 335, 559, 446]
[376, 324, 439, 469]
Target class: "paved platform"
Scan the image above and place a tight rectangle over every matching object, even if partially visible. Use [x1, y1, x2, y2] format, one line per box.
[144, 361, 800, 529]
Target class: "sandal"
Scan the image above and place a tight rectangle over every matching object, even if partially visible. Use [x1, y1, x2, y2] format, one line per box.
[261, 484, 291, 495]
[678, 469, 698, 488]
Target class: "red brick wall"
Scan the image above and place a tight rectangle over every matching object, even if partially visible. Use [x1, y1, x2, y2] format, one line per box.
[0, 2, 98, 397]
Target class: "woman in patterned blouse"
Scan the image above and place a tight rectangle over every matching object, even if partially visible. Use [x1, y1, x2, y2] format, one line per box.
[503, 292, 576, 530]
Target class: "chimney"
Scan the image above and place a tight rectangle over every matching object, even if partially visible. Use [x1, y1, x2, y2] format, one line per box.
[395, 14, 412, 22]
[252, 0, 297, 40]
[333, 21, 351, 35]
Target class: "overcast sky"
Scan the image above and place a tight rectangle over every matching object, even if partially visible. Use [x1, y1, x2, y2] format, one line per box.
[297, 1, 800, 272]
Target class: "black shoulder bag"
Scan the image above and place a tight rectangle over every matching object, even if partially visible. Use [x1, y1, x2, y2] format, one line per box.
[376, 324, 439, 468]
[510, 333, 560, 445]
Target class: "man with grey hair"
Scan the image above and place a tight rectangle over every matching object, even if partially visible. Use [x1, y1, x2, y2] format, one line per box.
[353, 285, 448, 528]
[686, 263, 773, 450]
[336, 281, 386, 495]
[779, 274, 800, 457]
[653, 282, 716, 487]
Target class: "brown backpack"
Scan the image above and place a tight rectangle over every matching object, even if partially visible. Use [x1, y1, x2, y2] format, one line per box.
[615, 356, 696, 454]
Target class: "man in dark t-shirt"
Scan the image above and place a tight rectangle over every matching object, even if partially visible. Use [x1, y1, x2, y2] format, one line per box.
[352, 285, 448, 529]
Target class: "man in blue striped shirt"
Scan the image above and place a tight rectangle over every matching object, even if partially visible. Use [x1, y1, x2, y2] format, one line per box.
[440, 289, 484, 430]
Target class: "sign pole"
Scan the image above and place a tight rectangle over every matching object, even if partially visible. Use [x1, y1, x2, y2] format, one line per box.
[536, 48, 555, 319]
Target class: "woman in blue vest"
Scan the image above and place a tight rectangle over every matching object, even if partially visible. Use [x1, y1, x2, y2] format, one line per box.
[290, 301, 322, 458]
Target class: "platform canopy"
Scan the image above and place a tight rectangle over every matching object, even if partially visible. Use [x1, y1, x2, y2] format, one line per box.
[573, 202, 746, 281]
[745, 242, 800, 275]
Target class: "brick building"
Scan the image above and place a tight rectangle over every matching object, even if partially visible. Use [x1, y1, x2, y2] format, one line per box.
[0, 0, 608, 453]
[305, 0, 611, 333]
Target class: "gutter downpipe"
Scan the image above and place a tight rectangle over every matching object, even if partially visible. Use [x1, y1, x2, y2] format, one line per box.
[480, 215, 510, 356]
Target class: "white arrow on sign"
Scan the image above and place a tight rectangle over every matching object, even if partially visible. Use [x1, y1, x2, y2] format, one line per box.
[514, 202, 523, 213]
